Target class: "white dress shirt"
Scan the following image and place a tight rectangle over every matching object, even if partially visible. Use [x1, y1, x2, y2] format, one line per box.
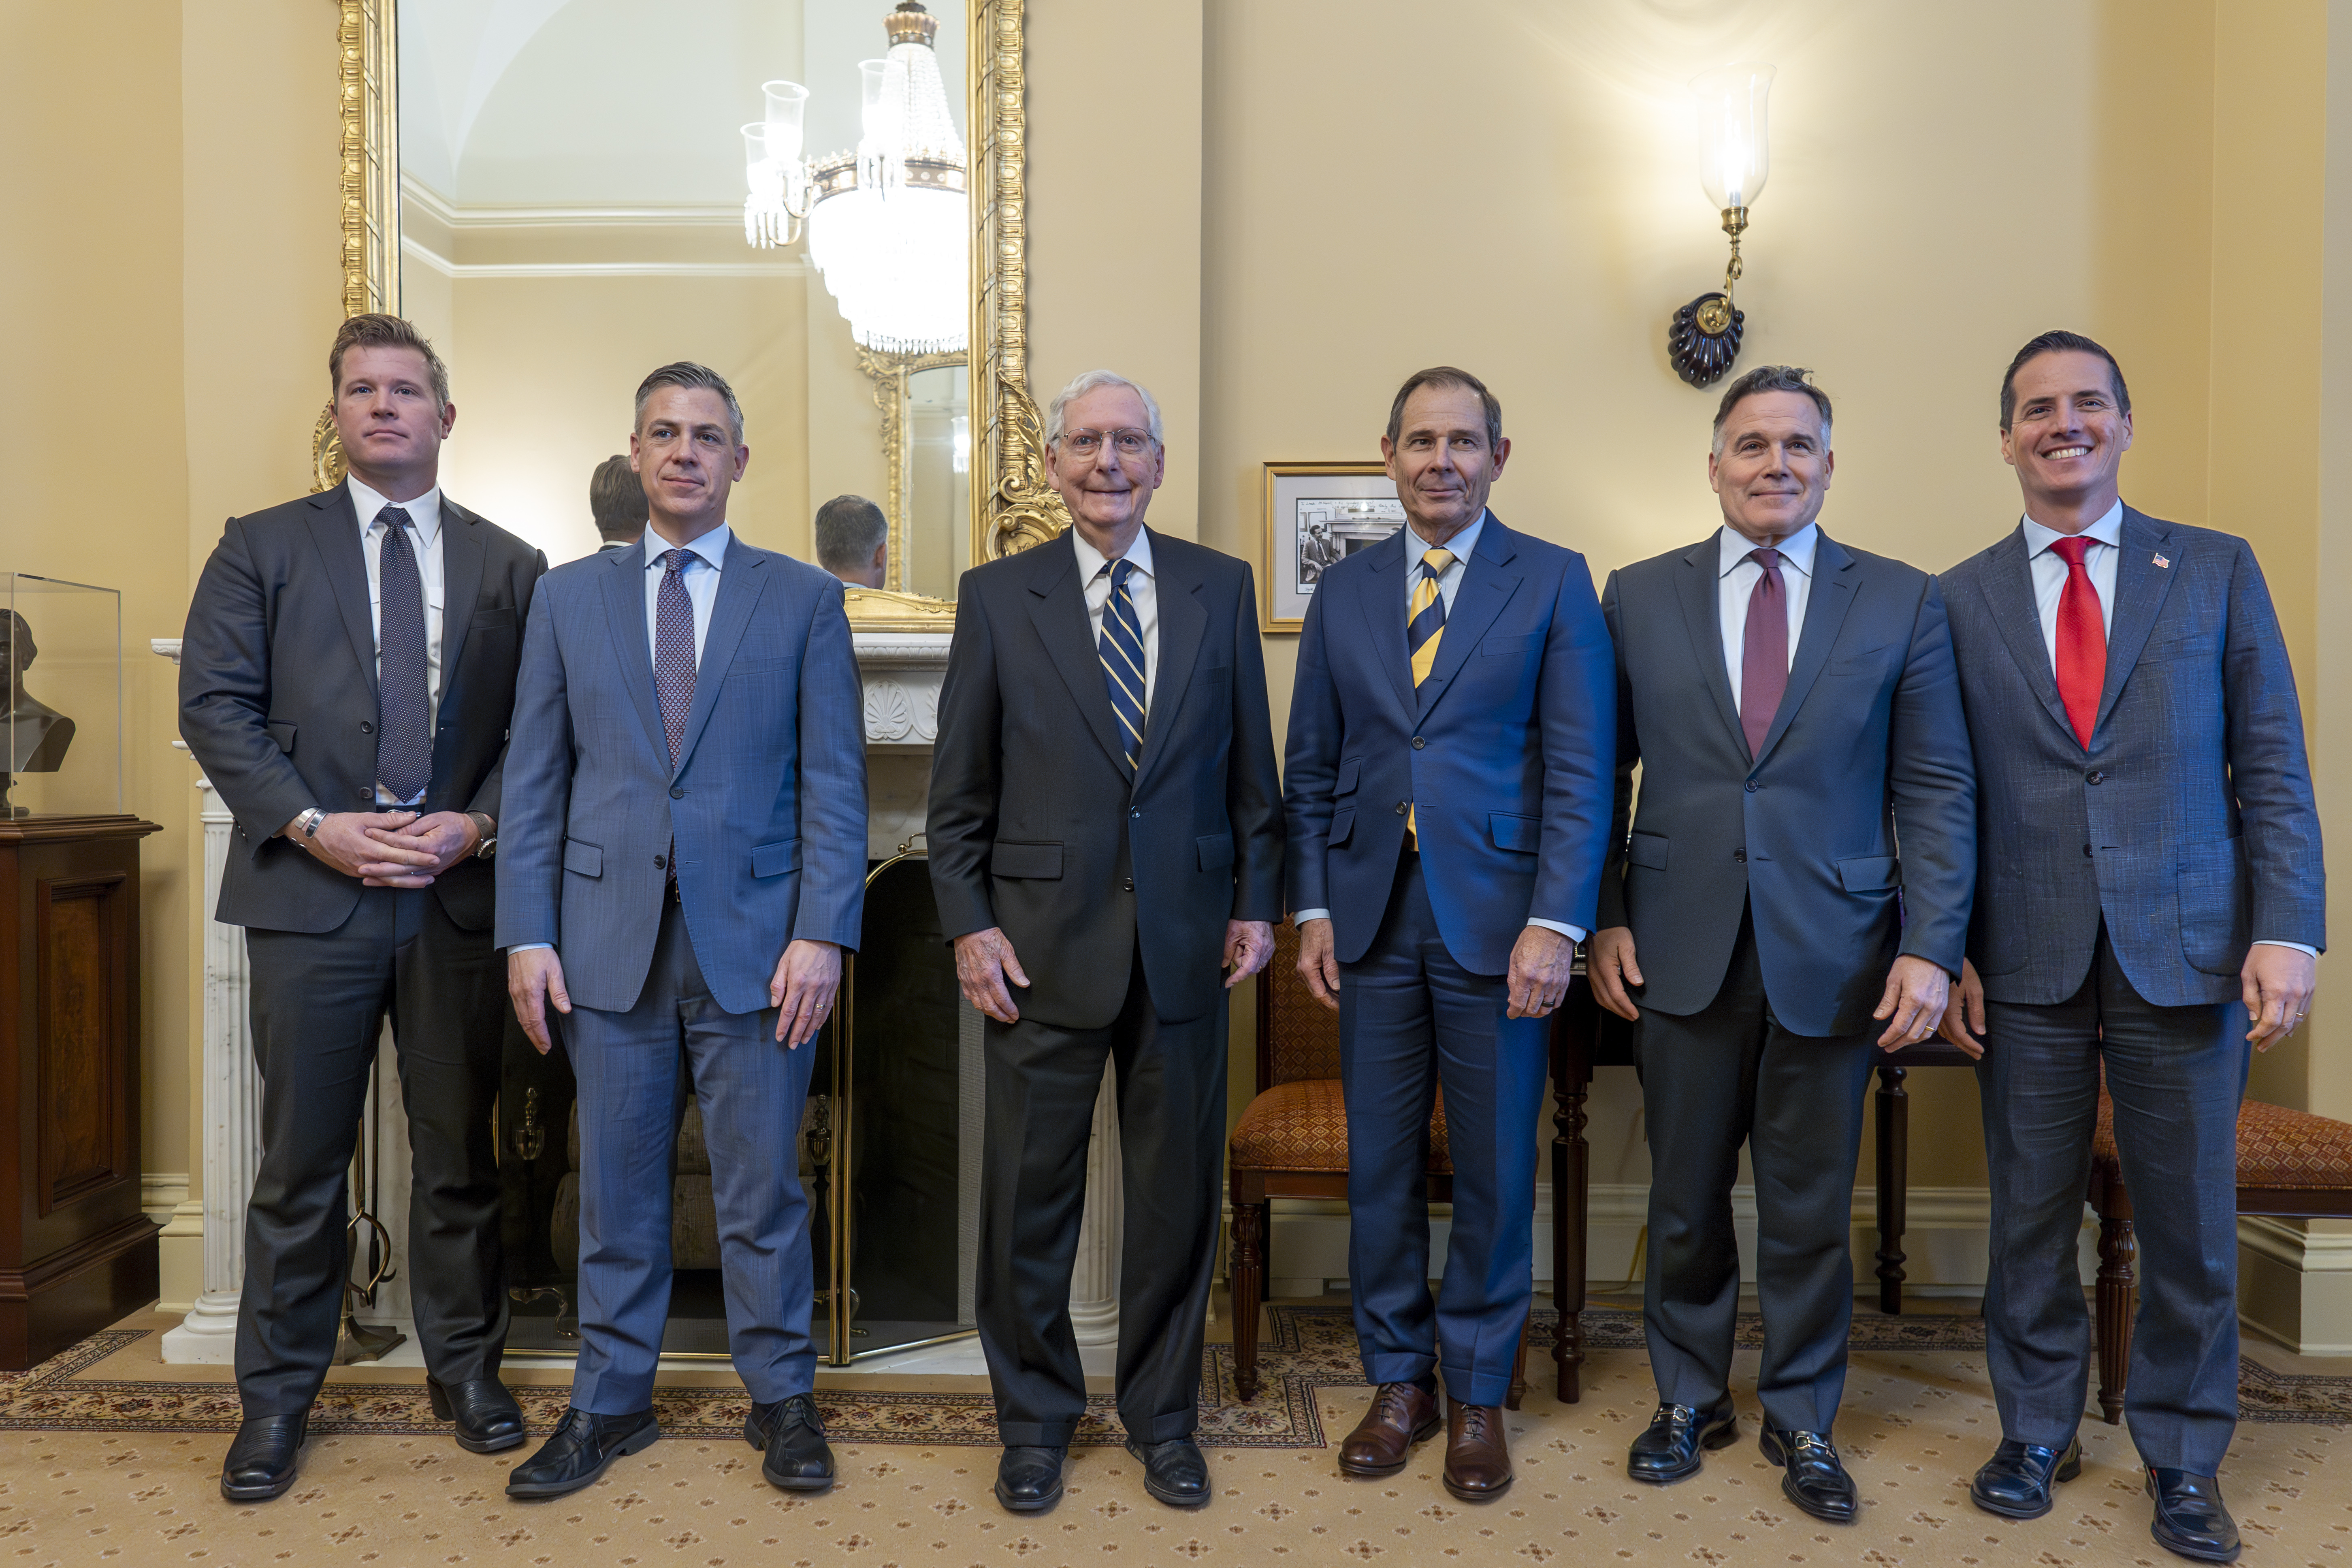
[1297, 510, 1584, 945]
[2019, 500, 2309, 959]
[1717, 521, 1817, 710]
[641, 523, 733, 667]
[347, 475, 446, 807]
[2021, 499, 2123, 655]
[1070, 524, 1160, 706]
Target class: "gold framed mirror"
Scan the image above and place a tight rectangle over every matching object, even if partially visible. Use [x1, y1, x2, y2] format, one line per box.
[323, 0, 1062, 634]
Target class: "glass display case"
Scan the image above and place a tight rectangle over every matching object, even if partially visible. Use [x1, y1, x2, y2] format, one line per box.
[1, 575, 121, 819]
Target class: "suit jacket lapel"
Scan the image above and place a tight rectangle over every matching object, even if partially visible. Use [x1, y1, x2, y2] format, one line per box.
[1753, 531, 1857, 766]
[1132, 535, 1207, 792]
[1975, 525, 2076, 740]
[2094, 508, 2181, 738]
[598, 545, 670, 771]
[307, 488, 380, 703]
[1025, 533, 1130, 775]
[671, 548, 770, 776]
[1416, 519, 1523, 718]
[1673, 537, 1749, 758]
[435, 500, 486, 704]
[1353, 529, 1417, 718]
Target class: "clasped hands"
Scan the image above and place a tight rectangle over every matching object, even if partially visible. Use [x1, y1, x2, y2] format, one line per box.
[1589, 926, 1951, 1051]
[953, 919, 1275, 1024]
[1295, 917, 1575, 1020]
[285, 807, 479, 887]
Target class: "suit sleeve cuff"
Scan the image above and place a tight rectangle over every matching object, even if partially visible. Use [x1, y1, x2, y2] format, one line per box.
[2253, 939, 2320, 958]
[1527, 917, 1586, 944]
[1294, 909, 1331, 925]
[507, 942, 552, 954]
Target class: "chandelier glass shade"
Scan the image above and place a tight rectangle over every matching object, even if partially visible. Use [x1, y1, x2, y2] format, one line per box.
[743, 3, 968, 356]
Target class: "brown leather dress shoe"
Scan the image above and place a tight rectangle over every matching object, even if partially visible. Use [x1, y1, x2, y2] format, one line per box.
[1338, 1382, 1441, 1477]
[1442, 1401, 1513, 1501]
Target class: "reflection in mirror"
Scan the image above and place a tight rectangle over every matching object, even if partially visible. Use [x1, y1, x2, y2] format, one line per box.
[902, 364, 970, 600]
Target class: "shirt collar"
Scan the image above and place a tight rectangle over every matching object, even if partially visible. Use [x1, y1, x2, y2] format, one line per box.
[1717, 521, 1819, 579]
[1072, 524, 1156, 583]
[347, 475, 444, 544]
[643, 522, 734, 573]
[1404, 509, 1486, 574]
[2021, 499, 2125, 559]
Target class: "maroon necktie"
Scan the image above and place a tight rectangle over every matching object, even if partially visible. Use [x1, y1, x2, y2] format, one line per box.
[1739, 547, 1787, 759]
[2050, 535, 2106, 747]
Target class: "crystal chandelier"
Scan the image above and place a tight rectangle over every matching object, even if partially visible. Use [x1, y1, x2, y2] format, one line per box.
[743, 2, 969, 356]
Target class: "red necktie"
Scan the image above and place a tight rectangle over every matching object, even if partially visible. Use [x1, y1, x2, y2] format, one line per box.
[1739, 547, 1787, 760]
[2050, 535, 2106, 747]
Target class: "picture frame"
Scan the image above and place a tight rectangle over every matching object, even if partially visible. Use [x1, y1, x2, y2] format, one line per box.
[1262, 462, 1407, 632]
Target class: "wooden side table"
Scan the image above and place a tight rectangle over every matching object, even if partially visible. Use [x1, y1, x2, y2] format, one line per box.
[0, 814, 163, 1367]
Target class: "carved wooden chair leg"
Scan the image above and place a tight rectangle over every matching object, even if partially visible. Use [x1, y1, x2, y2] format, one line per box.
[2095, 1206, 2137, 1426]
[1230, 1191, 1268, 1403]
[1874, 1064, 1910, 1314]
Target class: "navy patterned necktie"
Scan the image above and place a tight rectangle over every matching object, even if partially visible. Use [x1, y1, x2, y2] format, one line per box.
[374, 506, 432, 803]
[655, 548, 696, 768]
[1098, 557, 1147, 774]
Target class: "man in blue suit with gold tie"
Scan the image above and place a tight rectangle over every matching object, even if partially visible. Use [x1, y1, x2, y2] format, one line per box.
[1283, 367, 1615, 1502]
[498, 362, 866, 1500]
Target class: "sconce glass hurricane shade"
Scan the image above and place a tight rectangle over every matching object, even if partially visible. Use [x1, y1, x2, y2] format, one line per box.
[763, 80, 809, 164]
[1693, 65, 1774, 212]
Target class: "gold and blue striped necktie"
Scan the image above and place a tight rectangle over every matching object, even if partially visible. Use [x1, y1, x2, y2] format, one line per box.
[1097, 557, 1147, 774]
[1404, 547, 1455, 846]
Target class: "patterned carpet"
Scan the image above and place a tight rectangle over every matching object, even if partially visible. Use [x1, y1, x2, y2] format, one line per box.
[2, 1304, 2348, 1567]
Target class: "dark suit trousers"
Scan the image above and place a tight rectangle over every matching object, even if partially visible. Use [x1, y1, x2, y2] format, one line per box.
[237, 886, 507, 1416]
[1638, 905, 1875, 1435]
[1977, 923, 2246, 1473]
[1339, 856, 1550, 1408]
[977, 948, 1225, 1447]
[567, 898, 818, 1413]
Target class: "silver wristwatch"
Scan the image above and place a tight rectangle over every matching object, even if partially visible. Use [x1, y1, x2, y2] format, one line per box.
[466, 811, 497, 860]
[295, 806, 327, 842]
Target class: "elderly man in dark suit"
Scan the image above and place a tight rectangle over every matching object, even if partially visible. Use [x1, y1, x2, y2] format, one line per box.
[1589, 365, 1976, 1524]
[179, 313, 546, 1500]
[1938, 331, 2323, 1564]
[928, 369, 1283, 1516]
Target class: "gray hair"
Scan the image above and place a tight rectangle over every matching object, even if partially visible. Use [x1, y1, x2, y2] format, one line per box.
[1710, 364, 1832, 456]
[634, 361, 744, 444]
[1045, 369, 1164, 448]
[814, 493, 888, 572]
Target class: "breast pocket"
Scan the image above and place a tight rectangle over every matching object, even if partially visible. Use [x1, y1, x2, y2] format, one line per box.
[469, 606, 516, 630]
[1829, 642, 1896, 678]
[1481, 632, 1540, 657]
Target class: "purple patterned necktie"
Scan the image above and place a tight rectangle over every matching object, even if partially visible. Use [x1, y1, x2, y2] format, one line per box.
[655, 548, 696, 768]
[1739, 546, 1787, 760]
[375, 507, 432, 802]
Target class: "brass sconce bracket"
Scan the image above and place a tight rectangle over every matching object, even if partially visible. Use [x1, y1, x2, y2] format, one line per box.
[1669, 207, 1750, 388]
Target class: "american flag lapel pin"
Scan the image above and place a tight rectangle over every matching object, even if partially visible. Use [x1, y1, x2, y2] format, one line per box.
[2152, 552, 2170, 569]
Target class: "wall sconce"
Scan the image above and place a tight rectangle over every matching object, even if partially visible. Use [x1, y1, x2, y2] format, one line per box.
[1668, 65, 1774, 388]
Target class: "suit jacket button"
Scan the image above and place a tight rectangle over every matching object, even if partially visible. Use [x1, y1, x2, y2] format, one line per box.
[2084, 844, 2094, 858]
[1734, 849, 1746, 863]
[1396, 801, 1409, 815]
[360, 721, 373, 734]
[654, 854, 666, 870]
[1412, 736, 1426, 749]
[670, 785, 684, 798]
[1744, 780, 1761, 792]
[1130, 809, 1141, 819]
[358, 788, 371, 800]
[2085, 770, 2105, 784]
[1122, 877, 1134, 892]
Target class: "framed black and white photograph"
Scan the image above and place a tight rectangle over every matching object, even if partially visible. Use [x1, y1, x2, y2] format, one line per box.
[1262, 463, 1405, 632]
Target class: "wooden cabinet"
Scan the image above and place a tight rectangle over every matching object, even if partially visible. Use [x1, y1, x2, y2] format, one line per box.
[0, 815, 161, 1367]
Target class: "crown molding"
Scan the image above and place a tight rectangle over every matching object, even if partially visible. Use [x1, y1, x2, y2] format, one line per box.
[401, 175, 742, 229]
[400, 237, 805, 280]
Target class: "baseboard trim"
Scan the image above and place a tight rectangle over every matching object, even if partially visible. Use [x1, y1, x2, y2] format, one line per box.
[141, 1173, 190, 1229]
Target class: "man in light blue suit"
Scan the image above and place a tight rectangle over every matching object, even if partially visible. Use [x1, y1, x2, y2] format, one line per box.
[1283, 367, 1615, 1502]
[496, 362, 866, 1500]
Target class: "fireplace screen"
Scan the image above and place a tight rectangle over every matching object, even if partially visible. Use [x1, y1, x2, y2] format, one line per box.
[501, 849, 981, 1363]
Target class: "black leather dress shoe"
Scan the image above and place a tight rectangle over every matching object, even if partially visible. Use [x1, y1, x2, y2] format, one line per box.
[426, 1375, 527, 1455]
[505, 1407, 659, 1499]
[1760, 1428, 1857, 1524]
[1970, 1437, 2082, 1520]
[995, 1446, 1067, 1513]
[220, 1413, 307, 1503]
[747, 1393, 835, 1491]
[1127, 1437, 1210, 1508]
[2147, 1468, 2241, 1563]
[1628, 1403, 1738, 1485]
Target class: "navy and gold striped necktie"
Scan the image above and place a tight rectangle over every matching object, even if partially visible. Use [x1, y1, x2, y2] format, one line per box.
[1404, 547, 1455, 846]
[1098, 557, 1147, 774]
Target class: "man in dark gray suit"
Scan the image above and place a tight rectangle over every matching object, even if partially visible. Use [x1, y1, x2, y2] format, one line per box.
[928, 369, 1283, 1516]
[1938, 331, 2323, 1564]
[179, 313, 546, 1499]
[1589, 365, 1975, 1524]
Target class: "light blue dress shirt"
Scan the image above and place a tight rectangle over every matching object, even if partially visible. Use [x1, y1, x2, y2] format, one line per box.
[640, 523, 732, 666]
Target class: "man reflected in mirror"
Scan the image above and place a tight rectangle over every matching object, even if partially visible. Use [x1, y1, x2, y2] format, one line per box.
[589, 453, 646, 553]
[815, 493, 889, 589]
[179, 313, 547, 1500]
[928, 369, 1283, 1515]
